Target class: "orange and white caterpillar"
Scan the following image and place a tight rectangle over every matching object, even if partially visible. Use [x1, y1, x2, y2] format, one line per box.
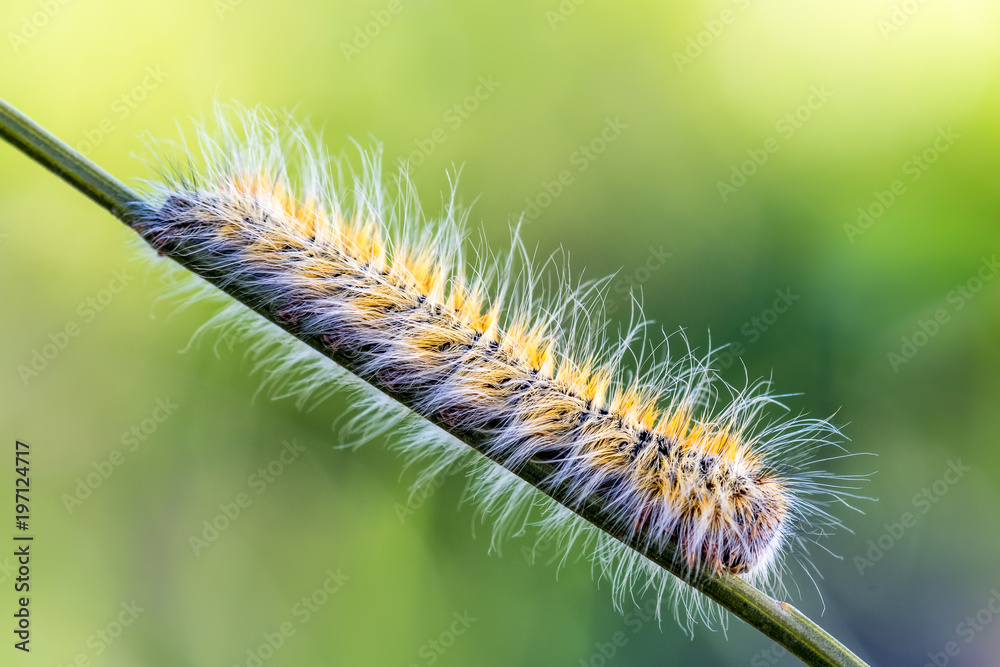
[132, 106, 864, 631]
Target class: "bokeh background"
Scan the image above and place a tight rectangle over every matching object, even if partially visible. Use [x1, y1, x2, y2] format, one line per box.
[2, 1, 999, 665]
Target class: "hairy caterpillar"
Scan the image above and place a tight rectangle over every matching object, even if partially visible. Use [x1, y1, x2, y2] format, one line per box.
[124, 106, 863, 631]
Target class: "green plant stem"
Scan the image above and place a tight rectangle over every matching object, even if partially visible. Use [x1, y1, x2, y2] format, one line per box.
[0, 96, 869, 667]
[0, 100, 138, 223]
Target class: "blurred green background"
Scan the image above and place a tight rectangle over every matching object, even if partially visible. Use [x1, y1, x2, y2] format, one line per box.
[2, 0, 999, 665]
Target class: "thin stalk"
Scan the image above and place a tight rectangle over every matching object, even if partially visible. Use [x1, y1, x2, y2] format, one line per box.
[0, 96, 869, 667]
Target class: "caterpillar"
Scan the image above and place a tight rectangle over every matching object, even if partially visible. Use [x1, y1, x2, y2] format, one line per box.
[120, 105, 864, 631]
